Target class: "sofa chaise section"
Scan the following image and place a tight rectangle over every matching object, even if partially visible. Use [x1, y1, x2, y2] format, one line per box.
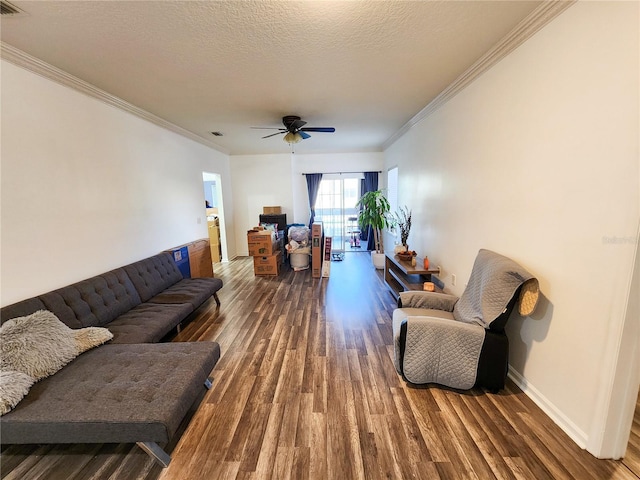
[0, 342, 220, 467]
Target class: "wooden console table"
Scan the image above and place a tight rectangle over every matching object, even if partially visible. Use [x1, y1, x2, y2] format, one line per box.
[384, 253, 441, 300]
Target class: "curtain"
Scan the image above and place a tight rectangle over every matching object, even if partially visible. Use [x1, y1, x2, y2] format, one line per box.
[362, 171, 378, 250]
[305, 173, 323, 229]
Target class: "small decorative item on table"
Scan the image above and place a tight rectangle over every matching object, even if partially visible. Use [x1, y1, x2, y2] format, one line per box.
[397, 250, 416, 262]
[423, 282, 435, 292]
[394, 244, 407, 254]
[423, 256, 429, 269]
[390, 206, 412, 253]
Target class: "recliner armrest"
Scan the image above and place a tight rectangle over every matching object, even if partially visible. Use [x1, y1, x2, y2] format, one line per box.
[398, 291, 459, 311]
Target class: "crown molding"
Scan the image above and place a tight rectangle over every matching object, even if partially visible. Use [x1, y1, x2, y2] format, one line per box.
[0, 42, 230, 155]
[382, 0, 576, 151]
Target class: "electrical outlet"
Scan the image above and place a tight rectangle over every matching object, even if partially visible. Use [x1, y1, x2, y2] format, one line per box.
[452, 274, 457, 286]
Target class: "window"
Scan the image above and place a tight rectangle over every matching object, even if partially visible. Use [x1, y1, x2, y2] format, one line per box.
[314, 174, 362, 252]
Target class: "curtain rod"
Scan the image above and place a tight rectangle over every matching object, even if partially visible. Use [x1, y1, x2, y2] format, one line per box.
[300, 171, 381, 176]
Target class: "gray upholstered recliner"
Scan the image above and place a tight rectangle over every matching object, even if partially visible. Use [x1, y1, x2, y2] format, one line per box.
[393, 249, 539, 392]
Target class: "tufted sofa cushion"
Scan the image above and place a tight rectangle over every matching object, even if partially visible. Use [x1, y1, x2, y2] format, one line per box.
[107, 303, 194, 343]
[39, 269, 142, 329]
[149, 278, 223, 310]
[1, 298, 47, 325]
[0, 342, 221, 445]
[123, 253, 185, 303]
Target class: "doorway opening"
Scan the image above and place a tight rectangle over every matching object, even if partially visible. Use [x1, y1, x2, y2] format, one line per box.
[314, 174, 364, 257]
[202, 172, 227, 264]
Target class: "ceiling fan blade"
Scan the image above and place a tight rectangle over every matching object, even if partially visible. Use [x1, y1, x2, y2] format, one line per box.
[262, 131, 286, 139]
[299, 131, 311, 140]
[251, 127, 285, 130]
[289, 119, 307, 131]
[300, 127, 335, 133]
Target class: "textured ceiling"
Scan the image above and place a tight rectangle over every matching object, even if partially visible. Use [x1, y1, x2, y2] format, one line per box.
[1, 1, 543, 155]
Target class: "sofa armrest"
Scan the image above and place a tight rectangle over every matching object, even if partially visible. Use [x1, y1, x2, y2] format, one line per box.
[398, 291, 459, 312]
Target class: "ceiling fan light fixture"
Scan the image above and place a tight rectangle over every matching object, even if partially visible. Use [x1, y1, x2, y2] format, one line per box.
[283, 132, 303, 144]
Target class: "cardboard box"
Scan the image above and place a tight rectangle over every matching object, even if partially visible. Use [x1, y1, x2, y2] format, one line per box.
[323, 236, 332, 260]
[321, 260, 331, 278]
[208, 223, 220, 246]
[253, 250, 282, 276]
[247, 229, 277, 256]
[311, 221, 323, 278]
[322, 236, 332, 278]
[263, 206, 282, 214]
[210, 243, 222, 263]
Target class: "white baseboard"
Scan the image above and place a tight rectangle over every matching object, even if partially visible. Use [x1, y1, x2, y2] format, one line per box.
[508, 366, 589, 449]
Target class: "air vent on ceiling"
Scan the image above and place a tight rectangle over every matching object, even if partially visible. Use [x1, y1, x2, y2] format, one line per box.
[1, 1, 25, 16]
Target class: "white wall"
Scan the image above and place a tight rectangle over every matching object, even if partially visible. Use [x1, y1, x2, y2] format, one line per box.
[384, 1, 639, 457]
[230, 151, 384, 255]
[1, 60, 234, 305]
[229, 153, 294, 256]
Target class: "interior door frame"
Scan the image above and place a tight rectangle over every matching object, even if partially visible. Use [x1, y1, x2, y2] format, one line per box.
[202, 171, 228, 263]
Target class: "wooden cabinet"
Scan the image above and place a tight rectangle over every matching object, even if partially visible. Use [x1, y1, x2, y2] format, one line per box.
[384, 253, 441, 300]
[187, 238, 214, 278]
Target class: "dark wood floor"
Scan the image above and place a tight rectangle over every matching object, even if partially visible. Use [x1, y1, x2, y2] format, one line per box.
[1, 253, 638, 480]
[624, 392, 640, 477]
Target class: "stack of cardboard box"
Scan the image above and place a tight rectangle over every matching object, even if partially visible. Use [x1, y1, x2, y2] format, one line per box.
[247, 228, 282, 276]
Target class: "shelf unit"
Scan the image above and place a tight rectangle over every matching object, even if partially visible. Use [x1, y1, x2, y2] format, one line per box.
[384, 253, 441, 300]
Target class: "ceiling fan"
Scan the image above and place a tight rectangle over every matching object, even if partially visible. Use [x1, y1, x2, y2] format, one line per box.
[252, 115, 335, 144]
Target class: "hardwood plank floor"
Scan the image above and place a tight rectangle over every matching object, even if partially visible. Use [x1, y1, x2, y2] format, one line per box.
[623, 392, 640, 477]
[1, 253, 638, 479]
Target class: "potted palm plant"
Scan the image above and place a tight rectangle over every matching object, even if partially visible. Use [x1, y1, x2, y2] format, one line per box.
[356, 190, 390, 269]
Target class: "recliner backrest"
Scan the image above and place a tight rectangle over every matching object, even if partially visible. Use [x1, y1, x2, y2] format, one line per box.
[453, 249, 535, 331]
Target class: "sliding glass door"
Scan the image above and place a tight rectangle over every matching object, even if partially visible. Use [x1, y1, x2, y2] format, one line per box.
[314, 175, 362, 254]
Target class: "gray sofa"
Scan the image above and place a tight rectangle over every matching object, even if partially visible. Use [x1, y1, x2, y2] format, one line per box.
[0, 252, 224, 467]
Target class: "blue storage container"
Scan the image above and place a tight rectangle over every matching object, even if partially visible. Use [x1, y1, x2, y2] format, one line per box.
[169, 246, 191, 278]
